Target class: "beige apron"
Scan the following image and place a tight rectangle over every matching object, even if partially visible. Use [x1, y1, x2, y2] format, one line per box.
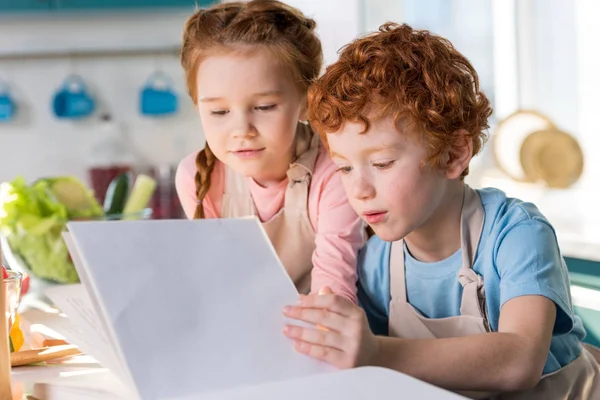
[221, 124, 318, 294]
[388, 185, 600, 399]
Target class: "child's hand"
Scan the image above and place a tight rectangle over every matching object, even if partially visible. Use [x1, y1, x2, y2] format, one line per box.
[283, 286, 379, 369]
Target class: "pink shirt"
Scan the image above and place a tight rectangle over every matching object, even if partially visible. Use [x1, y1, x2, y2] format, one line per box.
[175, 145, 364, 302]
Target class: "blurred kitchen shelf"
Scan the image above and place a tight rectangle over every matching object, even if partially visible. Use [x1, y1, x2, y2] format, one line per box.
[0, 0, 210, 13]
[0, 46, 180, 61]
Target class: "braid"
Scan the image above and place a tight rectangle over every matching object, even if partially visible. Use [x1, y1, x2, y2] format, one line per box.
[193, 144, 217, 219]
[181, 0, 324, 219]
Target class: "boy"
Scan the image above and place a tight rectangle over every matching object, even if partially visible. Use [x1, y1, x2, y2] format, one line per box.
[282, 23, 600, 398]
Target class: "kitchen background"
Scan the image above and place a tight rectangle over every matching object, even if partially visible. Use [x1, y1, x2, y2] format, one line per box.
[1, 0, 600, 341]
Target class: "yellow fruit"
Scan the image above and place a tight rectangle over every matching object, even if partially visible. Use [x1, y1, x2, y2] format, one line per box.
[9, 313, 24, 352]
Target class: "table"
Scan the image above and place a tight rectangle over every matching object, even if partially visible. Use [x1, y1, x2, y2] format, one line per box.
[10, 309, 466, 400]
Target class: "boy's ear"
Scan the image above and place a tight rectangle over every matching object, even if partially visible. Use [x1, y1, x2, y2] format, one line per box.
[444, 129, 473, 180]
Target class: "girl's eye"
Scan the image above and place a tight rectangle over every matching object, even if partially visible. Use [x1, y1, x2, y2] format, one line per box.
[373, 161, 395, 170]
[336, 166, 353, 175]
[255, 104, 277, 112]
[210, 110, 229, 116]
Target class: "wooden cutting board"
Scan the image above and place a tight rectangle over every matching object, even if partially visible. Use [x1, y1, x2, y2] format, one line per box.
[10, 344, 81, 367]
[520, 128, 584, 188]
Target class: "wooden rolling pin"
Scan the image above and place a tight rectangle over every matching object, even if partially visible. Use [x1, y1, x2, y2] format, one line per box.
[10, 345, 81, 367]
[42, 339, 69, 348]
[0, 240, 13, 399]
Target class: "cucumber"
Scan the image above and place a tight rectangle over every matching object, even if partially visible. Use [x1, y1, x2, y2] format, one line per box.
[103, 172, 131, 216]
[122, 174, 157, 220]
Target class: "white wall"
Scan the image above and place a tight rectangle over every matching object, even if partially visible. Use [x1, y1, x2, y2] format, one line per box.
[0, 1, 361, 185]
[0, 10, 201, 184]
[576, 0, 600, 206]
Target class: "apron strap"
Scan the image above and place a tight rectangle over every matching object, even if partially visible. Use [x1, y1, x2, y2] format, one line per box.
[389, 185, 488, 320]
[458, 185, 485, 270]
[389, 239, 407, 304]
[224, 163, 248, 197]
[222, 164, 256, 217]
[457, 185, 488, 321]
[284, 125, 319, 217]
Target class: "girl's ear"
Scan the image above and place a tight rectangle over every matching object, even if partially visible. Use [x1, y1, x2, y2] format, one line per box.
[299, 96, 308, 123]
[445, 129, 473, 179]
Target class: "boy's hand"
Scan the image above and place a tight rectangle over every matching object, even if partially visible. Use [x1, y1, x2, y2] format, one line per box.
[282, 286, 379, 369]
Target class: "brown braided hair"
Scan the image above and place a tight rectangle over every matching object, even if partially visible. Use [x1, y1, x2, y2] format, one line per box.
[180, 0, 323, 218]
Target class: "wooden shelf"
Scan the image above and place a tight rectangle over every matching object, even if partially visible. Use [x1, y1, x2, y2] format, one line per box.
[0, 46, 180, 61]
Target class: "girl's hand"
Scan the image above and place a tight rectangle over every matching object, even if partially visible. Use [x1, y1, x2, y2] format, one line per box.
[282, 286, 379, 369]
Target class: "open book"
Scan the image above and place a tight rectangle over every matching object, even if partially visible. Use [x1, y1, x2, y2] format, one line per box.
[41, 217, 463, 400]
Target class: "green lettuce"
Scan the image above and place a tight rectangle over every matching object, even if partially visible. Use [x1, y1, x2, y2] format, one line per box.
[0, 176, 103, 283]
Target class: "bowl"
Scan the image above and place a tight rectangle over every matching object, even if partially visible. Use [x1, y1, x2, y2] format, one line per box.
[1, 208, 152, 293]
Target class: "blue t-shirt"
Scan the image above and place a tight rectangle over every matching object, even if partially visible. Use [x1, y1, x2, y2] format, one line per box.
[358, 187, 586, 374]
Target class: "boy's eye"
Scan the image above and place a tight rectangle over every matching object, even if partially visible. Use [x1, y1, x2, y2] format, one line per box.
[373, 161, 395, 170]
[336, 166, 353, 175]
[210, 110, 229, 116]
[255, 104, 277, 112]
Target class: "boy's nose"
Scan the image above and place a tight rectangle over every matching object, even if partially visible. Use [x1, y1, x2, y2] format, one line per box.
[351, 175, 376, 200]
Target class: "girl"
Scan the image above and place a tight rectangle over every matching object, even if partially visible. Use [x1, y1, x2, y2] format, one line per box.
[175, 0, 364, 301]
[283, 23, 600, 398]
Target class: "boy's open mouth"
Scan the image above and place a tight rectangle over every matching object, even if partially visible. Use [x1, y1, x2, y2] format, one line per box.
[362, 210, 388, 224]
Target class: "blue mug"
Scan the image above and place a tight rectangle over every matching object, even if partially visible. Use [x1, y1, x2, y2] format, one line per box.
[52, 75, 95, 119]
[140, 72, 178, 117]
[0, 83, 16, 122]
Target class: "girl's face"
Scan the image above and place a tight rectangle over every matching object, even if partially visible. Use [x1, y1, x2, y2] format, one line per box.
[196, 46, 306, 186]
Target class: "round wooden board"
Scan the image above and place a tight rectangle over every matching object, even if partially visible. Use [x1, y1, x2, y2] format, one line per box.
[493, 110, 556, 182]
[519, 128, 584, 188]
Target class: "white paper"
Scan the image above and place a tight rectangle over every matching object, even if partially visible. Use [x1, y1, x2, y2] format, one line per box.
[62, 231, 139, 394]
[188, 367, 467, 400]
[31, 370, 133, 400]
[32, 386, 127, 400]
[43, 284, 128, 381]
[65, 217, 335, 400]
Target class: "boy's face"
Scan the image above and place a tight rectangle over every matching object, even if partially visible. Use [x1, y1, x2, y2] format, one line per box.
[327, 116, 451, 242]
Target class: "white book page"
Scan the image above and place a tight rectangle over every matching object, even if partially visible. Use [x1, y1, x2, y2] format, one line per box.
[31, 370, 134, 400]
[66, 218, 335, 400]
[61, 232, 140, 398]
[32, 386, 129, 400]
[43, 284, 129, 381]
[191, 367, 467, 400]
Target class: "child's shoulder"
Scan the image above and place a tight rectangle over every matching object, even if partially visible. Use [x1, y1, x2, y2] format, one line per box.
[175, 149, 225, 200]
[358, 234, 391, 269]
[177, 150, 200, 179]
[477, 187, 556, 236]
[312, 142, 336, 171]
[308, 143, 339, 186]
[177, 149, 224, 181]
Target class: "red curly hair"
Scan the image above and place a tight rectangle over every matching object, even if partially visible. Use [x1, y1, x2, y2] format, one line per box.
[308, 23, 492, 177]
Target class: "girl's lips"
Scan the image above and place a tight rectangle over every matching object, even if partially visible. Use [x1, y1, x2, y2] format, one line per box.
[232, 148, 265, 159]
[362, 211, 388, 224]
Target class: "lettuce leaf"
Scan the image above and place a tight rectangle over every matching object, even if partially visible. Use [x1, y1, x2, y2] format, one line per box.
[0, 176, 103, 283]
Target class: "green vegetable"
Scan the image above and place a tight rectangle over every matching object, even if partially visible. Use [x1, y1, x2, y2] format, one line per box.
[0, 176, 103, 283]
[103, 173, 131, 215]
[123, 174, 156, 220]
[43, 176, 104, 219]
